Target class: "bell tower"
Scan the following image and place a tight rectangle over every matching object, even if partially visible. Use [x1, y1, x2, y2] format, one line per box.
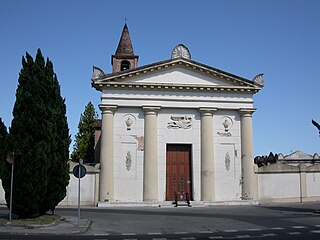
[112, 24, 139, 73]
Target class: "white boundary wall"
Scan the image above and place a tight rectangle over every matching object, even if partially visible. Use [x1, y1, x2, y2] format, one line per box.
[257, 163, 320, 203]
[0, 162, 100, 206]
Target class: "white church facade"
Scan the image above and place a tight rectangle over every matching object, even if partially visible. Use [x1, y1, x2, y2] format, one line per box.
[91, 24, 264, 203]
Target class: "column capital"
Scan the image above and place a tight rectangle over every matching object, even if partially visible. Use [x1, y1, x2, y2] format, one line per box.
[142, 106, 161, 114]
[239, 108, 256, 116]
[99, 105, 117, 114]
[199, 107, 217, 116]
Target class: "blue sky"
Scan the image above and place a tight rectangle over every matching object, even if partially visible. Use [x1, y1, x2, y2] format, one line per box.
[1, 0, 319, 156]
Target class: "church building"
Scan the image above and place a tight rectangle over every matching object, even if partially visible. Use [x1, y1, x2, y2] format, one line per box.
[91, 24, 264, 203]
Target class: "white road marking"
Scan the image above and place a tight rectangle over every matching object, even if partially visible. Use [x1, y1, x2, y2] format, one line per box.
[247, 228, 261, 231]
[209, 236, 224, 239]
[224, 229, 238, 233]
[121, 233, 137, 236]
[262, 233, 277, 237]
[236, 235, 251, 238]
[199, 230, 213, 234]
[288, 232, 302, 235]
[270, 227, 284, 230]
[152, 238, 167, 240]
[174, 232, 188, 234]
[315, 225, 320, 228]
[180, 237, 196, 240]
[94, 233, 110, 236]
[292, 225, 307, 229]
[311, 230, 320, 233]
[148, 233, 163, 235]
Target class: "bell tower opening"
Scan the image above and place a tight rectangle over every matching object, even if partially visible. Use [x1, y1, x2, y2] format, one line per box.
[111, 24, 139, 73]
[120, 60, 130, 71]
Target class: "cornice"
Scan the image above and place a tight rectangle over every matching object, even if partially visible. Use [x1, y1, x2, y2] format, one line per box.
[94, 81, 260, 94]
[92, 58, 262, 92]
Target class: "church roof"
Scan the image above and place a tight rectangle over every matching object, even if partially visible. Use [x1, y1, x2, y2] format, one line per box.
[114, 23, 135, 56]
[92, 56, 263, 93]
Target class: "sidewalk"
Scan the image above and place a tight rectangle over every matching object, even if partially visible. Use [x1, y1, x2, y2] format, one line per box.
[0, 216, 91, 236]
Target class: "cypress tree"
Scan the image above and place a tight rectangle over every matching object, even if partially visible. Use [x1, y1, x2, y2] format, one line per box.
[8, 49, 70, 218]
[71, 102, 97, 163]
[0, 118, 8, 182]
[39, 57, 70, 214]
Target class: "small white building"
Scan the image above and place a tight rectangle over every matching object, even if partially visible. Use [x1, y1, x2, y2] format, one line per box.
[91, 24, 264, 203]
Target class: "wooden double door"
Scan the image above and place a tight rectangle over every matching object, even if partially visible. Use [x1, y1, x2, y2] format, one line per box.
[166, 144, 192, 201]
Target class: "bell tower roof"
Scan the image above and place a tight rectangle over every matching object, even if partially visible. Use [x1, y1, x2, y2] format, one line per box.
[115, 23, 135, 56]
[112, 23, 139, 73]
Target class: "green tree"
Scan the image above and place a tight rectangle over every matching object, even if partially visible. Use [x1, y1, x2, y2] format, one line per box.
[7, 49, 70, 218]
[0, 118, 8, 181]
[39, 55, 71, 215]
[71, 102, 97, 163]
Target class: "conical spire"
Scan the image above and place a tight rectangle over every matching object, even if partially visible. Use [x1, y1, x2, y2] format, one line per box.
[115, 23, 134, 55]
[111, 23, 139, 73]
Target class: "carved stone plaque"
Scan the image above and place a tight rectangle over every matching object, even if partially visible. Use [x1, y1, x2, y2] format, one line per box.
[167, 116, 192, 129]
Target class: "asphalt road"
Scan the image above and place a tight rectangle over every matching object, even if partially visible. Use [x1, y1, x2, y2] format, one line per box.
[1, 202, 320, 239]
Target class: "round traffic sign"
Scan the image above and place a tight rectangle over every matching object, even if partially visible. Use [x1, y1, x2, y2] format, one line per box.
[73, 164, 86, 178]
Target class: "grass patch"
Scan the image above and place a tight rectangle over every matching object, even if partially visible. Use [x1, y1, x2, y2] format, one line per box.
[0, 214, 60, 226]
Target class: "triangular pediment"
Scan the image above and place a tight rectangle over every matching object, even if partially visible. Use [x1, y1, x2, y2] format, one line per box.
[124, 67, 235, 86]
[92, 58, 263, 93]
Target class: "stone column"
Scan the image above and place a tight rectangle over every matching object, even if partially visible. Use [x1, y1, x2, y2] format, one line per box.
[99, 105, 117, 202]
[240, 108, 258, 200]
[199, 108, 217, 201]
[142, 106, 161, 202]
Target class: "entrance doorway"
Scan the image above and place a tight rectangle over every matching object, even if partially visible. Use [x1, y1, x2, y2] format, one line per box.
[166, 144, 192, 201]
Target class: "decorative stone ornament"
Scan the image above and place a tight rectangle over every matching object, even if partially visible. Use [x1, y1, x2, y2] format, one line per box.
[167, 116, 192, 129]
[92, 66, 104, 80]
[225, 152, 231, 171]
[125, 151, 132, 171]
[123, 114, 135, 130]
[217, 116, 233, 137]
[125, 116, 133, 130]
[252, 73, 264, 86]
[171, 44, 191, 60]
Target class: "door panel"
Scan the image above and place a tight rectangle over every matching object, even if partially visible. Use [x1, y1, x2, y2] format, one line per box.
[166, 144, 192, 201]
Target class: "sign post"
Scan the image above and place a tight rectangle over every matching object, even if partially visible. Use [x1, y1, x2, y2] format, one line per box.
[73, 159, 86, 227]
[6, 152, 14, 222]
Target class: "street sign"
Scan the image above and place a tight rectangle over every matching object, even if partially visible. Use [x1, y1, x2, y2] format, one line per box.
[6, 152, 14, 164]
[73, 164, 86, 178]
